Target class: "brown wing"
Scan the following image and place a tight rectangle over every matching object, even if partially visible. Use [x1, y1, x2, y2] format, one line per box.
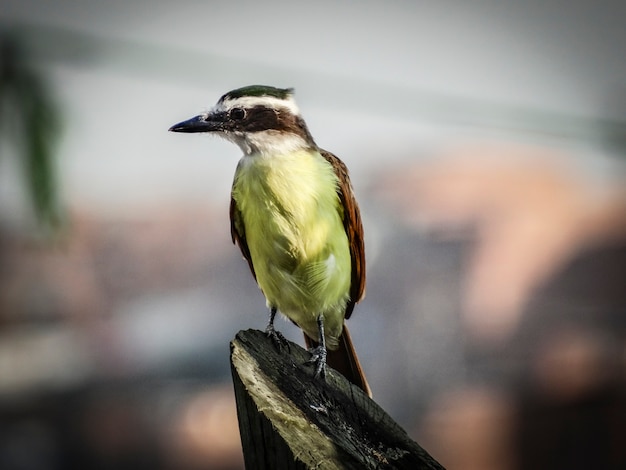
[230, 195, 257, 281]
[320, 149, 366, 319]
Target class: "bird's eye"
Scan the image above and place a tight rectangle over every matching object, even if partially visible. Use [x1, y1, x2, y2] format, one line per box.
[230, 108, 246, 120]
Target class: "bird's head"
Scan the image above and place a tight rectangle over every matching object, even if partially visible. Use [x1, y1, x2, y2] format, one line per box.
[169, 85, 316, 156]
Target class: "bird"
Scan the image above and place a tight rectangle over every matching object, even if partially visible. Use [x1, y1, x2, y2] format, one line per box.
[169, 85, 370, 396]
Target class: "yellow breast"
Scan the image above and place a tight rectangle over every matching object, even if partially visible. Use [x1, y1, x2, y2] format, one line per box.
[231, 149, 351, 346]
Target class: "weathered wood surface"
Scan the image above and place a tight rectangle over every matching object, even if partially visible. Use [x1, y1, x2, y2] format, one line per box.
[230, 329, 445, 470]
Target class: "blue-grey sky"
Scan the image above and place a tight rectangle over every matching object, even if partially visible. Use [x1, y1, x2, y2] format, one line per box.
[1, 0, 625, 218]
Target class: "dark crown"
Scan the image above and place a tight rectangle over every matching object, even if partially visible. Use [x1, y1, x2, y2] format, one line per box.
[219, 85, 294, 103]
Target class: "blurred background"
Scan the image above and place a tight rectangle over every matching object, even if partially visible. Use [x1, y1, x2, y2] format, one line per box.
[1, 1, 625, 469]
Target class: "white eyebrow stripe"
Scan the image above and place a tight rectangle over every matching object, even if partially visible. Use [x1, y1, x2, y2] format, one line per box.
[220, 95, 300, 115]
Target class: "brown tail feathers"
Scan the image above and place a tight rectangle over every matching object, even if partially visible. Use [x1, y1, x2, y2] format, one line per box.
[304, 323, 372, 397]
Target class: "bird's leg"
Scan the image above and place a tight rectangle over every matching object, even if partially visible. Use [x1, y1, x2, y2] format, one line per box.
[306, 314, 328, 379]
[265, 307, 289, 351]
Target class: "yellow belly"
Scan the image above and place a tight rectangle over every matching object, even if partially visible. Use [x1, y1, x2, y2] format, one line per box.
[232, 149, 351, 348]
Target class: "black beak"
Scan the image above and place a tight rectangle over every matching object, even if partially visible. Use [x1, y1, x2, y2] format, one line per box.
[168, 112, 225, 133]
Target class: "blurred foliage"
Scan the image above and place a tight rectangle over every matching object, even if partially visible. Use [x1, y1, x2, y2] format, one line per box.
[0, 33, 63, 232]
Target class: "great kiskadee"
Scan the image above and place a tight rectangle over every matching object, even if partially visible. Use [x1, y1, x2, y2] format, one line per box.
[169, 85, 370, 396]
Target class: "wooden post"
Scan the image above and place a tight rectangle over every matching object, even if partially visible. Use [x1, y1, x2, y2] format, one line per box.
[230, 329, 445, 469]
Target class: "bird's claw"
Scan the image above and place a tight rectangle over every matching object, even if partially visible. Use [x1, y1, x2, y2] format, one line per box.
[265, 325, 290, 352]
[306, 345, 327, 379]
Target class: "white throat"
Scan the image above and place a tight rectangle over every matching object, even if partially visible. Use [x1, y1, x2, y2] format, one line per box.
[226, 130, 310, 156]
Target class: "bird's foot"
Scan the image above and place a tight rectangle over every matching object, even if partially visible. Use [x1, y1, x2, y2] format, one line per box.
[306, 345, 327, 379]
[265, 324, 290, 352]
